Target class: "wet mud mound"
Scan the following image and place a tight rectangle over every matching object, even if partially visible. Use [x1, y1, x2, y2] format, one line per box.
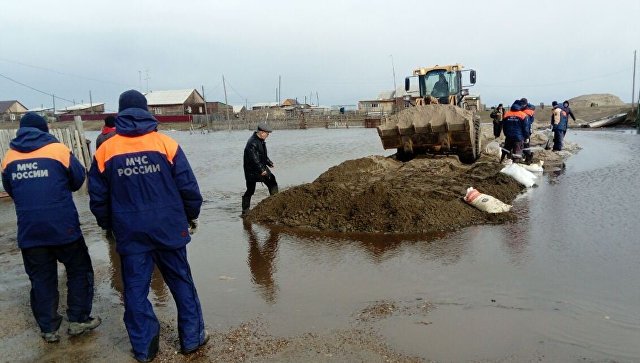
[247, 155, 524, 234]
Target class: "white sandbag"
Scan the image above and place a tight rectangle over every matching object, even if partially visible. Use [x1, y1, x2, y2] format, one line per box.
[464, 187, 512, 213]
[500, 163, 537, 187]
[484, 141, 502, 158]
[520, 160, 544, 173]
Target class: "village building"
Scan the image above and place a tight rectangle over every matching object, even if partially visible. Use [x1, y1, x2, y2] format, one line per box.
[57, 103, 105, 116]
[145, 89, 205, 116]
[206, 101, 233, 117]
[232, 105, 247, 119]
[0, 100, 28, 122]
[358, 91, 398, 116]
[251, 102, 279, 110]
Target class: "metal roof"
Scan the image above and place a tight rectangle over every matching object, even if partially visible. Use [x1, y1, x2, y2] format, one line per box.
[144, 89, 200, 105]
[61, 103, 104, 111]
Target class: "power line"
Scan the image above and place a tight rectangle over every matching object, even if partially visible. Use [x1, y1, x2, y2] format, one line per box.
[223, 77, 247, 103]
[0, 72, 74, 104]
[0, 57, 133, 88]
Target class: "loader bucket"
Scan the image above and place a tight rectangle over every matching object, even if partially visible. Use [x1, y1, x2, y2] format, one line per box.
[377, 104, 480, 163]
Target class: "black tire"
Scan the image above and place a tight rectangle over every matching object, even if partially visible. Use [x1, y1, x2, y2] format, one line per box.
[473, 114, 482, 160]
[459, 115, 482, 164]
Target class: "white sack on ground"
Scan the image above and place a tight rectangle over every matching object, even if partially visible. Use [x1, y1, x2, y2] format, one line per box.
[484, 141, 502, 159]
[500, 163, 537, 187]
[520, 160, 544, 173]
[464, 187, 512, 213]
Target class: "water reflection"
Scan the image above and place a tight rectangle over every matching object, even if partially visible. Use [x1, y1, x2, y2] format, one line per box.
[246, 221, 469, 266]
[103, 232, 169, 305]
[243, 220, 280, 304]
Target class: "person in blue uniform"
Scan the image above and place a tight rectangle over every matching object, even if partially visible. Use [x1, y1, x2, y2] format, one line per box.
[88, 90, 207, 362]
[1, 112, 100, 343]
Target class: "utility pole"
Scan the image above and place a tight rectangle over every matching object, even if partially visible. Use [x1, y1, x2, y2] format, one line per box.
[278, 75, 281, 105]
[222, 75, 229, 122]
[89, 90, 93, 114]
[316, 91, 319, 106]
[138, 70, 142, 90]
[201, 85, 207, 115]
[632, 50, 637, 113]
[52, 94, 56, 117]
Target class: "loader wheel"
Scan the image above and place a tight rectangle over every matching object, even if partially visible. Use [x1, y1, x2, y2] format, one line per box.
[473, 114, 482, 160]
[459, 115, 482, 164]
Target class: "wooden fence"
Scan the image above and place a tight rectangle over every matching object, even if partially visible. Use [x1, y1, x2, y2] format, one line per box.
[0, 117, 92, 170]
[190, 113, 372, 132]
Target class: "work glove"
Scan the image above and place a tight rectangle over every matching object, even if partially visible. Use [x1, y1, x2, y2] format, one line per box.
[188, 219, 198, 235]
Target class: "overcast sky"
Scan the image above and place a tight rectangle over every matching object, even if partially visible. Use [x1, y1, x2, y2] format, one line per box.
[1, 0, 639, 112]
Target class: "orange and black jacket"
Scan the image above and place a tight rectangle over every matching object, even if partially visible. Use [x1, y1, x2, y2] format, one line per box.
[1, 128, 85, 249]
[502, 101, 528, 141]
[88, 109, 202, 255]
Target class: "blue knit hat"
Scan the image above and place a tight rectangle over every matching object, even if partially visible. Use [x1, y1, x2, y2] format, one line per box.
[118, 90, 148, 112]
[20, 112, 48, 132]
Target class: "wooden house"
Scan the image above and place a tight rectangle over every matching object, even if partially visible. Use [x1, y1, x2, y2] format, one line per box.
[145, 89, 205, 116]
[0, 100, 28, 122]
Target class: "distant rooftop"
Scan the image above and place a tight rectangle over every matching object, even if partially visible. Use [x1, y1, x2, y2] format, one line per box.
[61, 103, 104, 111]
[144, 89, 198, 105]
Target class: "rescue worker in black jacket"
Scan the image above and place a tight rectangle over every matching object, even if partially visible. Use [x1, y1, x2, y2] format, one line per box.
[242, 123, 278, 216]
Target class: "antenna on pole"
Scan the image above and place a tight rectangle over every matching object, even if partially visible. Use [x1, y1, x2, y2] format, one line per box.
[144, 69, 150, 93]
[390, 54, 397, 91]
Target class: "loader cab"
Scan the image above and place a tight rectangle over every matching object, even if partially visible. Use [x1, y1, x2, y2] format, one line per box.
[405, 67, 476, 106]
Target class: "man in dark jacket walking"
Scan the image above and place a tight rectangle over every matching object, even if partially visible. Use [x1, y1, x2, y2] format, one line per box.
[88, 90, 207, 362]
[242, 123, 278, 216]
[1, 112, 100, 343]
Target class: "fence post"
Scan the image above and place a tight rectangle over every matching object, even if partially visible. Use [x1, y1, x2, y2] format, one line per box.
[73, 116, 92, 168]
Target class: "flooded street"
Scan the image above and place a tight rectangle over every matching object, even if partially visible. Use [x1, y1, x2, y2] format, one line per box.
[1, 127, 640, 362]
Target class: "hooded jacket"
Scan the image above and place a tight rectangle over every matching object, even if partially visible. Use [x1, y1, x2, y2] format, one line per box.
[501, 101, 528, 141]
[95, 126, 116, 150]
[243, 132, 273, 182]
[551, 104, 569, 131]
[88, 107, 203, 255]
[1, 128, 86, 249]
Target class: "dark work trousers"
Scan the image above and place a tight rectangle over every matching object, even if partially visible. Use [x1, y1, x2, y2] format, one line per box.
[242, 174, 279, 211]
[21, 237, 94, 334]
[120, 247, 206, 359]
[523, 137, 533, 163]
[553, 129, 565, 151]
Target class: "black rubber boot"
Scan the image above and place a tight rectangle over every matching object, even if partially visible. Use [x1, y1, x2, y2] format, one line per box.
[268, 186, 279, 196]
[241, 196, 251, 217]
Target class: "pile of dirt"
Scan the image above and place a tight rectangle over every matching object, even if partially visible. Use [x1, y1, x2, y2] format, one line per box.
[383, 104, 473, 129]
[568, 94, 624, 107]
[247, 155, 523, 234]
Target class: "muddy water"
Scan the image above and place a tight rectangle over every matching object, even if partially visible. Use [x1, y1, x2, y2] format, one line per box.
[2, 128, 640, 361]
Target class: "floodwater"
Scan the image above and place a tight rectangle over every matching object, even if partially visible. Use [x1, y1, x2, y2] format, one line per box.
[2, 127, 640, 361]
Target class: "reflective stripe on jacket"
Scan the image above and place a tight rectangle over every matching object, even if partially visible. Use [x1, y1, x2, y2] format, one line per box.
[1, 129, 85, 248]
[88, 111, 202, 255]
